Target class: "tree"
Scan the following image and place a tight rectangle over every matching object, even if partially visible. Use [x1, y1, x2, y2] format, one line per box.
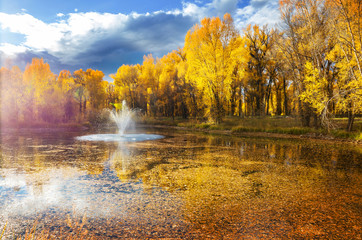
[84, 69, 106, 111]
[242, 25, 275, 116]
[279, 0, 338, 128]
[111, 64, 140, 109]
[174, 48, 191, 119]
[185, 13, 239, 123]
[0, 66, 22, 125]
[57, 70, 76, 121]
[73, 69, 88, 118]
[327, 0, 362, 131]
[138, 54, 162, 116]
[158, 51, 190, 118]
[23, 58, 57, 122]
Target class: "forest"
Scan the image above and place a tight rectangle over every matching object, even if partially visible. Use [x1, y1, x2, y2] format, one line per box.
[1, 0, 361, 131]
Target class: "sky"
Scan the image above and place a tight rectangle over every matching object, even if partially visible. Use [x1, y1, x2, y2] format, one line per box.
[0, 0, 281, 80]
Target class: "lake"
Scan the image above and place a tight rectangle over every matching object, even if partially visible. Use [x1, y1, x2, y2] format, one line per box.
[0, 127, 361, 239]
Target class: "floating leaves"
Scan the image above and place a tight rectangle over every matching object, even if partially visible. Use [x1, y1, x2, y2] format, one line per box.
[0, 130, 361, 238]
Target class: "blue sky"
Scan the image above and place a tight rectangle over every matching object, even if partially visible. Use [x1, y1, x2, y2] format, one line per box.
[0, 0, 280, 80]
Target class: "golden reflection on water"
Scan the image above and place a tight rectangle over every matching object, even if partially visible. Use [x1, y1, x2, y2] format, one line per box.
[0, 130, 361, 238]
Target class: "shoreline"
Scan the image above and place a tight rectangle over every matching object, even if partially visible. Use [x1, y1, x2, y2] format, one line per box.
[140, 124, 362, 145]
[1, 122, 361, 145]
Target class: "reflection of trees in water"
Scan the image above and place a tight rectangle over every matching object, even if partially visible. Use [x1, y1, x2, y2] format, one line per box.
[109, 143, 133, 181]
[0, 140, 111, 192]
[110, 143, 172, 183]
[0, 132, 361, 238]
[128, 137, 361, 238]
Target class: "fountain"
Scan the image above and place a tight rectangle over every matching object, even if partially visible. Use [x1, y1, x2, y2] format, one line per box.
[110, 100, 134, 136]
[76, 101, 163, 142]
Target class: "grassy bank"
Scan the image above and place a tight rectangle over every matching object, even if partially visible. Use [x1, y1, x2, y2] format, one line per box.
[138, 116, 362, 141]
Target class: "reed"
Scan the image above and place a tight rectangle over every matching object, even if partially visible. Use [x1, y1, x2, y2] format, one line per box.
[0, 222, 7, 240]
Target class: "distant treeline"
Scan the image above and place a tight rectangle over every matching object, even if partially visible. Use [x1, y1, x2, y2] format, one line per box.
[1, 0, 361, 131]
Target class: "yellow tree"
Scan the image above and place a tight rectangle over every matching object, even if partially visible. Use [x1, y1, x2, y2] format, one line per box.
[272, 32, 295, 116]
[57, 70, 76, 121]
[73, 69, 88, 117]
[263, 30, 293, 116]
[279, 0, 338, 128]
[242, 25, 275, 116]
[111, 64, 140, 109]
[138, 54, 162, 116]
[175, 47, 195, 118]
[0, 66, 22, 125]
[158, 51, 189, 118]
[84, 68, 106, 110]
[228, 35, 248, 117]
[104, 82, 119, 110]
[23, 58, 57, 122]
[327, 0, 362, 131]
[185, 13, 239, 123]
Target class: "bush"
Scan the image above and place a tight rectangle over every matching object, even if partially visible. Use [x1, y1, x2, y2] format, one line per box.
[231, 126, 263, 133]
[330, 130, 362, 140]
[266, 127, 313, 135]
[87, 109, 111, 128]
[195, 123, 210, 129]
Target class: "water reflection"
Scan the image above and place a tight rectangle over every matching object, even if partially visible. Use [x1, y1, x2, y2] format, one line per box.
[0, 129, 361, 238]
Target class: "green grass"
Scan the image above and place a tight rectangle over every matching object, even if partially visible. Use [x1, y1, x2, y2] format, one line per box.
[332, 118, 362, 132]
[138, 116, 180, 126]
[266, 127, 319, 135]
[330, 130, 362, 140]
[137, 115, 361, 141]
[195, 123, 211, 129]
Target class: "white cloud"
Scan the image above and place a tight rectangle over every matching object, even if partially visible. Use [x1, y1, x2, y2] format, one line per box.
[0, 10, 192, 65]
[182, 2, 206, 18]
[0, 43, 28, 56]
[181, 0, 239, 19]
[0, 0, 281, 73]
[207, 0, 239, 16]
[234, 0, 280, 30]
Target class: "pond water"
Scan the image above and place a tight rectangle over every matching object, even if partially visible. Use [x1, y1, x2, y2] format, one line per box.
[0, 127, 361, 239]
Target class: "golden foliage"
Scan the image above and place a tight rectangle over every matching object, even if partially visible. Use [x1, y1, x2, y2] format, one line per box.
[1, 4, 361, 130]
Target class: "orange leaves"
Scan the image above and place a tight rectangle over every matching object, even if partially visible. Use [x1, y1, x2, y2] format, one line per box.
[23, 58, 55, 85]
[82, 69, 106, 110]
[0, 57, 111, 125]
[328, 0, 361, 13]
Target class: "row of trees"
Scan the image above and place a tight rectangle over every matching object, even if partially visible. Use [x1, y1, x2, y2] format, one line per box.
[0, 58, 110, 125]
[1, 0, 361, 130]
[279, 0, 362, 131]
[112, 0, 361, 130]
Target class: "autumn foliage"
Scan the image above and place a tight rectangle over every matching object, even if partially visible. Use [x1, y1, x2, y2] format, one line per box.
[0, 59, 109, 126]
[1, 2, 361, 130]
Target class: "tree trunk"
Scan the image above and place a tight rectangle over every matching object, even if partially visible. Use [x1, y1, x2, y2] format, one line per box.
[266, 92, 270, 116]
[283, 77, 288, 115]
[238, 98, 242, 118]
[214, 95, 223, 124]
[300, 101, 311, 127]
[83, 98, 87, 114]
[79, 95, 82, 114]
[276, 88, 282, 116]
[312, 112, 321, 129]
[347, 110, 355, 132]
